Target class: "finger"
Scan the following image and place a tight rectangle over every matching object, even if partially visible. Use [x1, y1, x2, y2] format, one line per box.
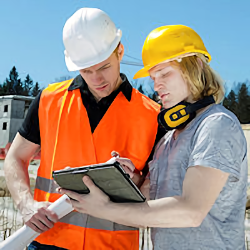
[82, 176, 102, 195]
[64, 166, 72, 170]
[68, 198, 80, 208]
[30, 215, 51, 231]
[122, 166, 133, 174]
[111, 151, 120, 157]
[45, 209, 59, 223]
[122, 166, 134, 178]
[59, 189, 81, 201]
[33, 219, 50, 231]
[37, 209, 55, 228]
[26, 221, 43, 234]
[115, 158, 135, 171]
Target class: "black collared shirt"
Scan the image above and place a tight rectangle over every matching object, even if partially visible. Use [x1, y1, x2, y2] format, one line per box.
[19, 73, 133, 144]
[19, 73, 165, 174]
[69, 73, 133, 133]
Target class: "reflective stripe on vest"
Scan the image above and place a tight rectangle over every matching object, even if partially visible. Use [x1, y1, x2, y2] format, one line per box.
[35, 176, 58, 193]
[34, 79, 160, 249]
[60, 212, 137, 231]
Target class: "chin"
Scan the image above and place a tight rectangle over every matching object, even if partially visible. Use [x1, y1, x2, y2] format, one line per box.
[163, 101, 179, 109]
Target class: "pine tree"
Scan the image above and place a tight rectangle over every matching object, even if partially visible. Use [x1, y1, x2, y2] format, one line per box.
[223, 89, 238, 116]
[1, 66, 23, 95]
[31, 82, 41, 97]
[0, 83, 4, 95]
[237, 83, 250, 124]
[23, 74, 33, 96]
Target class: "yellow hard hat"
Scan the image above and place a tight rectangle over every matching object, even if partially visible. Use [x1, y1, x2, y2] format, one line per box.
[134, 25, 211, 79]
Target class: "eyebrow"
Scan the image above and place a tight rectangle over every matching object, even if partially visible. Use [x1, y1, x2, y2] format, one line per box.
[97, 63, 111, 71]
[151, 66, 172, 78]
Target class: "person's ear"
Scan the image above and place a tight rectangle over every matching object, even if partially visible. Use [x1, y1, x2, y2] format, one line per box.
[118, 43, 124, 62]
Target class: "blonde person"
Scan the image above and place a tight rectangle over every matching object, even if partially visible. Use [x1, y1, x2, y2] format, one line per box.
[61, 25, 248, 250]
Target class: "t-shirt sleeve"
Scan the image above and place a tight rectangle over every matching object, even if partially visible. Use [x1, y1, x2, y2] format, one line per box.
[18, 91, 42, 145]
[188, 114, 247, 180]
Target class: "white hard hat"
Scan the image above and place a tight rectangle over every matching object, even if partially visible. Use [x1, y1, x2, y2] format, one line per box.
[63, 8, 122, 71]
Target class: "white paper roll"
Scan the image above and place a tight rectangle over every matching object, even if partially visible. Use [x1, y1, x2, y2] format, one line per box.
[0, 194, 73, 250]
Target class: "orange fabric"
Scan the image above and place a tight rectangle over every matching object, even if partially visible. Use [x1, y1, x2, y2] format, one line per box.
[34, 189, 61, 202]
[36, 225, 139, 250]
[84, 228, 139, 250]
[34, 79, 160, 249]
[35, 222, 85, 249]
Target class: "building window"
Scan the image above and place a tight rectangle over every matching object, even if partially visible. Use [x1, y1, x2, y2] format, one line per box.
[4, 105, 8, 113]
[2, 122, 7, 130]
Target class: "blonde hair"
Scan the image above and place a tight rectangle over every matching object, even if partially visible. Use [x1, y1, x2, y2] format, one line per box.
[176, 54, 225, 104]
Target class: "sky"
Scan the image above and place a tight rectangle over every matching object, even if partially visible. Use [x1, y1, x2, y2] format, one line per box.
[0, 0, 250, 91]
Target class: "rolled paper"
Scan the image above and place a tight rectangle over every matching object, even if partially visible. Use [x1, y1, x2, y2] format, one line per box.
[0, 194, 73, 250]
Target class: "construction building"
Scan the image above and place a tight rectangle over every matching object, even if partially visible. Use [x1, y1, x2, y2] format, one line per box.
[0, 95, 34, 149]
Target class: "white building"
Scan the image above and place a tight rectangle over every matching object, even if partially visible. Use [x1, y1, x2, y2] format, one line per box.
[0, 95, 34, 148]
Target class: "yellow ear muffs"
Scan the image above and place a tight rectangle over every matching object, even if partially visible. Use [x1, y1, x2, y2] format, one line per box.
[163, 104, 190, 128]
[158, 102, 195, 131]
[157, 96, 215, 131]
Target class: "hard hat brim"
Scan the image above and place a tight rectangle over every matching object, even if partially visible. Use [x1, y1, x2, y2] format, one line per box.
[133, 50, 211, 79]
[133, 66, 150, 79]
[65, 30, 122, 72]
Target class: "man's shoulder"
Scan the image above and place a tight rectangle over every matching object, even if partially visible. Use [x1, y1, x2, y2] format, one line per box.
[43, 79, 74, 95]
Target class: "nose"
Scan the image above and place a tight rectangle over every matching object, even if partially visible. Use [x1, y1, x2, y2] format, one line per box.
[153, 78, 162, 92]
[91, 72, 104, 85]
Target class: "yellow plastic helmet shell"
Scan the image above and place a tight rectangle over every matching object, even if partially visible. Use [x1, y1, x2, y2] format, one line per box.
[134, 25, 211, 79]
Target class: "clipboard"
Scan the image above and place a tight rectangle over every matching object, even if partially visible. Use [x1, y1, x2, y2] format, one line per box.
[52, 161, 146, 203]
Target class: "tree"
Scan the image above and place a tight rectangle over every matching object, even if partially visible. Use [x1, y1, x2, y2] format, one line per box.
[31, 82, 41, 97]
[1, 66, 23, 95]
[22, 74, 33, 96]
[223, 89, 238, 116]
[237, 83, 250, 124]
[0, 83, 5, 95]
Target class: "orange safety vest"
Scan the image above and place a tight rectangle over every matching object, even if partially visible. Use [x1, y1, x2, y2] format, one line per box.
[34, 79, 160, 250]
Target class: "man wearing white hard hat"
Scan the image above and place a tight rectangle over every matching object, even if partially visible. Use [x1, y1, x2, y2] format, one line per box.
[4, 8, 163, 250]
[60, 25, 247, 249]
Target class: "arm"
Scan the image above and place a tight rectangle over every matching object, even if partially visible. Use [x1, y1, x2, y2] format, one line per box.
[4, 133, 58, 233]
[4, 133, 40, 216]
[60, 165, 229, 228]
[105, 165, 229, 228]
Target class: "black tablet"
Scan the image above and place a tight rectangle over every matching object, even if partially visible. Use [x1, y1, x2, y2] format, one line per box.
[52, 161, 146, 203]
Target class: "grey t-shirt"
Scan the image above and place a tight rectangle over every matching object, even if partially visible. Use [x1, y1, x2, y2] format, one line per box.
[149, 104, 248, 250]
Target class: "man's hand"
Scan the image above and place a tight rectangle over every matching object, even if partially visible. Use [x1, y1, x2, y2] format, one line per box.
[59, 176, 110, 218]
[111, 151, 144, 186]
[24, 201, 59, 233]
[111, 151, 135, 178]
